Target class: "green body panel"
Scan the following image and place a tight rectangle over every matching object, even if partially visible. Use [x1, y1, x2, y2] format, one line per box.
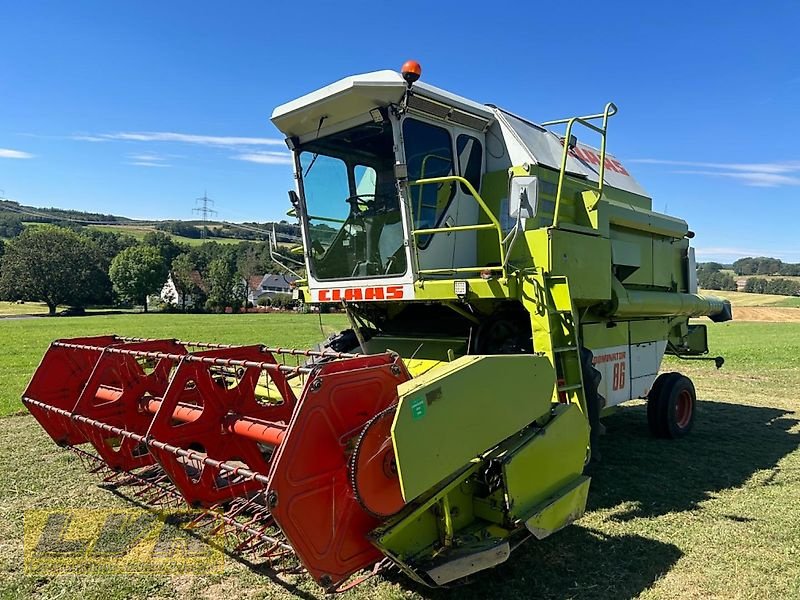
[581, 321, 630, 349]
[476, 169, 509, 266]
[375, 404, 590, 582]
[362, 335, 466, 361]
[629, 318, 670, 344]
[392, 354, 554, 502]
[684, 323, 709, 354]
[534, 228, 612, 302]
[501, 402, 588, 522]
[524, 475, 591, 540]
[413, 277, 515, 301]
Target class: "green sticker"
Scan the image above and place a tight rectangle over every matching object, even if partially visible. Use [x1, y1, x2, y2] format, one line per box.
[410, 397, 426, 420]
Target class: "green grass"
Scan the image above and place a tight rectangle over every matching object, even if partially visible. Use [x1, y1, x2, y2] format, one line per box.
[87, 225, 245, 246]
[0, 313, 348, 417]
[772, 296, 800, 308]
[701, 288, 800, 308]
[0, 301, 50, 316]
[2, 316, 800, 598]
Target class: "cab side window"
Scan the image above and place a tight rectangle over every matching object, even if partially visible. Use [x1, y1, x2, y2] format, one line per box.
[456, 134, 482, 194]
[403, 118, 455, 247]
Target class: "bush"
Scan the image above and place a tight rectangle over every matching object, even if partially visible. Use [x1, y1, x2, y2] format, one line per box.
[744, 277, 800, 296]
[697, 265, 736, 291]
[270, 293, 295, 310]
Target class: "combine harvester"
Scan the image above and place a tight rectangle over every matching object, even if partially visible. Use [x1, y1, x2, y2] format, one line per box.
[24, 62, 731, 590]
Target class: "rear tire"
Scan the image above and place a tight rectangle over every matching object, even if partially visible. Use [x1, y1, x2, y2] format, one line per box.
[647, 373, 696, 439]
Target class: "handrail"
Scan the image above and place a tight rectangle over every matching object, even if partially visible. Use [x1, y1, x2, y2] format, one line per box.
[412, 222, 496, 236]
[413, 153, 454, 227]
[408, 175, 506, 279]
[307, 214, 347, 224]
[542, 102, 617, 228]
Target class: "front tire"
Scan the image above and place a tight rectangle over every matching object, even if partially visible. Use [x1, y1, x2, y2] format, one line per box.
[647, 372, 696, 439]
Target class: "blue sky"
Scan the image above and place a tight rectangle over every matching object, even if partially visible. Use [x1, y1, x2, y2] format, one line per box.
[1, 1, 798, 262]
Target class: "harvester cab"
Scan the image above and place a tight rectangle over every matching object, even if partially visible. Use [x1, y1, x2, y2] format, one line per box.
[23, 62, 732, 591]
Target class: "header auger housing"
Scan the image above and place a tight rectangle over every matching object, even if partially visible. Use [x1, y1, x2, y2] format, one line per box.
[25, 63, 732, 591]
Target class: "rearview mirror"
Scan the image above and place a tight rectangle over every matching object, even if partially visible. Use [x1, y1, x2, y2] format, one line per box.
[509, 176, 537, 219]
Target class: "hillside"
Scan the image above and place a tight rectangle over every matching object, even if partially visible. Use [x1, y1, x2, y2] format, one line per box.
[0, 199, 299, 245]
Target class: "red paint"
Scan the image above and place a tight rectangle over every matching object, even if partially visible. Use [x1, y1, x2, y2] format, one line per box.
[569, 146, 630, 176]
[318, 285, 404, 302]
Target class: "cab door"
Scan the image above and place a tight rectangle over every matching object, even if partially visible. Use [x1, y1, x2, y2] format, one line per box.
[402, 116, 485, 274]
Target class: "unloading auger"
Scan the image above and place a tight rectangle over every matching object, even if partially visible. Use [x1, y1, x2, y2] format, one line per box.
[24, 61, 732, 591]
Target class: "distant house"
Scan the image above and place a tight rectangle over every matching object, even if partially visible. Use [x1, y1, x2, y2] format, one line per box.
[160, 270, 209, 309]
[247, 273, 298, 305]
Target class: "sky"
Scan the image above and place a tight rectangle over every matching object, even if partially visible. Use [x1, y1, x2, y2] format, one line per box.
[1, 0, 799, 262]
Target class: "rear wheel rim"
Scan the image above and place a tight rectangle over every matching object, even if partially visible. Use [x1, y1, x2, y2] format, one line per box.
[675, 389, 693, 428]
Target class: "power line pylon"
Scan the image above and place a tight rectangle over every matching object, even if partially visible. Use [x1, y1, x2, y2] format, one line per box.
[193, 191, 218, 239]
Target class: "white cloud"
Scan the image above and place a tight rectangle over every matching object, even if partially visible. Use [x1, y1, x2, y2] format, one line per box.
[233, 151, 293, 165]
[75, 131, 285, 147]
[673, 170, 800, 187]
[128, 152, 168, 162]
[0, 148, 34, 159]
[629, 158, 800, 187]
[71, 135, 109, 143]
[127, 161, 170, 168]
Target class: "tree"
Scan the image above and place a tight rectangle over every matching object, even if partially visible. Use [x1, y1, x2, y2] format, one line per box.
[142, 230, 185, 265]
[109, 246, 169, 312]
[744, 277, 768, 294]
[0, 225, 109, 315]
[206, 256, 246, 313]
[170, 253, 200, 310]
[81, 229, 137, 269]
[0, 213, 23, 237]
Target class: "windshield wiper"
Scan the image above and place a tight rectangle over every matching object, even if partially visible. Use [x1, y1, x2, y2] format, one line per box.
[302, 116, 328, 177]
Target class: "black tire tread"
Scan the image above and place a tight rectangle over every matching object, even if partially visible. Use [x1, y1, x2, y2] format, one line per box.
[647, 372, 680, 438]
[647, 372, 696, 439]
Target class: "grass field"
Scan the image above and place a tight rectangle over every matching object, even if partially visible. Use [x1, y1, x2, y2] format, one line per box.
[1, 315, 800, 599]
[87, 225, 245, 246]
[704, 289, 800, 308]
[0, 301, 50, 316]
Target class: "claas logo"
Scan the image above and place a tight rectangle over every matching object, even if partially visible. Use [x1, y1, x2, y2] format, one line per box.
[569, 146, 629, 175]
[318, 286, 404, 302]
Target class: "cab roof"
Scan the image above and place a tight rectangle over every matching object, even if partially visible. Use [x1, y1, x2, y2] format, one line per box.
[271, 70, 649, 198]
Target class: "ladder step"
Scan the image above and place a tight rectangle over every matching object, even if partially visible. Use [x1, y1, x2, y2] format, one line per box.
[553, 346, 577, 353]
[557, 383, 583, 392]
[551, 309, 572, 315]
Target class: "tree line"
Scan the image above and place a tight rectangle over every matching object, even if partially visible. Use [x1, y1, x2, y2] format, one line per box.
[698, 260, 800, 297]
[697, 263, 737, 291]
[0, 225, 298, 315]
[732, 257, 800, 276]
[743, 277, 800, 296]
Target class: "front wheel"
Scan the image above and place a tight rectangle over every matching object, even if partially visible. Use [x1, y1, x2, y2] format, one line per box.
[647, 372, 696, 439]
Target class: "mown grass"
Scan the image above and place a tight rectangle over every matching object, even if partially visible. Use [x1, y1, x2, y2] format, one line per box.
[0, 301, 50, 316]
[1, 316, 800, 599]
[87, 225, 245, 246]
[704, 289, 800, 308]
[0, 313, 348, 417]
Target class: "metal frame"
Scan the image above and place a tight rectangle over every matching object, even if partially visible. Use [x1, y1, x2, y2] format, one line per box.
[408, 175, 506, 278]
[541, 102, 617, 227]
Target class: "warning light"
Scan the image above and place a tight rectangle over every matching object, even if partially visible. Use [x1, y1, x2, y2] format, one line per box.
[401, 60, 422, 87]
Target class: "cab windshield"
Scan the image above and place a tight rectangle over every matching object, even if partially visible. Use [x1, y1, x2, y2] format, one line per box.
[298, 120, 406, 280]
